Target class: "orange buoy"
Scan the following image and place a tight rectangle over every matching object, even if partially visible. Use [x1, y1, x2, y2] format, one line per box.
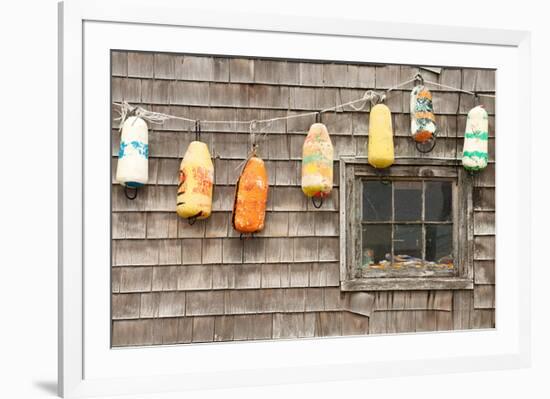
[232, 156, 268, 234]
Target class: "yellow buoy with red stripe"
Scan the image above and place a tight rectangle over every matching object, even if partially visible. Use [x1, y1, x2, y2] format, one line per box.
[232, 156, 268, 234]
[301, 123, 333, 200]
[367, 104, 394, 169]
[176, 141, 214, 220]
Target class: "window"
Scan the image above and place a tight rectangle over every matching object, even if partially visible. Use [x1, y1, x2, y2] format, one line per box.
[340, 158, 474, 291]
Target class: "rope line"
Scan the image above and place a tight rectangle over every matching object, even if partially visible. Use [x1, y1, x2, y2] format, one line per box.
[114, 74, 494, 131]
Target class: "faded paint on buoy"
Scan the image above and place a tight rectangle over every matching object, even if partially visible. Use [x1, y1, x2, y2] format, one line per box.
[462, 105, 489, 172]
[410, 85, 436, 143]
[301, 123, 333, 198]
[116, 116, 149, 188]
[367, 104, 394, 169]
[176, 141, 214, 220]
[232, 156, 268, 234]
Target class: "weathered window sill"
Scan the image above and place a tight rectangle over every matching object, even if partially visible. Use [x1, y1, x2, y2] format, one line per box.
[341, 277, 474, 291]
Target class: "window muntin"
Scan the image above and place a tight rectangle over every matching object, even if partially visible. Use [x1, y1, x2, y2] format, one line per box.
[360, 179, 455, 277]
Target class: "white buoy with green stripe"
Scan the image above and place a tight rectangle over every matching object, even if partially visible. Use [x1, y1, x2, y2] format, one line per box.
[462, 105, 489, 172]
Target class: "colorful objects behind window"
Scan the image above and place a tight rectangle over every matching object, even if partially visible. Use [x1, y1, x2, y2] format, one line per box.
[301, 123, 334, 201]
[232, 156, 268, 234]
[462, 105, 489, 172]
[176, 141, 214, 221]
[367, 104, 395, 169]
[410, 85, 436, 143]
[116, 116, 149, 197]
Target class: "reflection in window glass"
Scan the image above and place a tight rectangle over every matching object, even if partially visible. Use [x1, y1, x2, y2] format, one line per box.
[394, 181, 422, 221]
[425, 181, 452, 221]
[394, 224, 423, 261]
[425, 224, 453, 265]
[363, 181, 392, 221]
[362, 224, 392, 267]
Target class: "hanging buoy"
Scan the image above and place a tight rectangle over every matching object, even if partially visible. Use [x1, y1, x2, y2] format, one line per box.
[232, 156, 268, 234]
[368, 104, 394, 169]
[301, 123, 333, 207]
[462, 105, 489, 172]
[176, 141, 214, 221]
[410, 84, 437, 144]
[116, 116, 149, 199]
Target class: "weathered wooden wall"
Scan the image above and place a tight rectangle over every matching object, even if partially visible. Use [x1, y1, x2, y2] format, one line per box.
[111, 51, 495, 346]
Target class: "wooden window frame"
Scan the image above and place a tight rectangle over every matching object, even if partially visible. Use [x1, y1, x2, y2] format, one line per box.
[339, 157, 474, 291]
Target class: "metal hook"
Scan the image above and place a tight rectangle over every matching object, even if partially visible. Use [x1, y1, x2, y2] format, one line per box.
[415, 137, 437, 153]
[239, 232, 255, 240]
[187, 211, 202, 226]
[414, 73, 424, 86]
[312, 196, 324, 209]
[315, 112, 322, 124]
[474, 93, 481, 106]
[124, 185, 138, 200]
[374, 168, 391, 185]
[195, 120, 201, 141]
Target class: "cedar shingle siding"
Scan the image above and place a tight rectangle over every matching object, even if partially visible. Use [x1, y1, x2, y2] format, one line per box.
[111, 51, 495, 346]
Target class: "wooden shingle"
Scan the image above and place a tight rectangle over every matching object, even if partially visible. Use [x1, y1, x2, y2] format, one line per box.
[474, 260, 495, 284]
[474, 236, 496, 260]
[288, 212, 315, 236]
[214, 315, 235, 341]
[233, 314, 273, 340]
[474, 285, 495, 309]
[119, 267, 153, 292]
[152, 318, 179, 345]
[112, 293, 141, 319]
[192, 317, 215, 342]
[265, 238, 294, 263]
[112, 320, 154, 346]
[243, 238, 266, 263]
[342, 312, 369, 336]
[157, 292, 187, 317]
[229, 58, 254, 83]
[158, 239, 181, 265]
[186, 291, 225, 316]
[315, 312, 342, 336]
[234, 264, 262, 289]
[111, 51, 128, 77]
[452, 290, 473, 330]
[177, 317, 193, 343]
[128, 52, 154, 78]
[212, 265, 236, 289]
[178, 265, 213, 290]
[293, 237, 318, 262]
[181, 238, 203, 265]
[152, 266, 179, 291]
[112, 213, 147, 239]
[146, 213, 178, 239]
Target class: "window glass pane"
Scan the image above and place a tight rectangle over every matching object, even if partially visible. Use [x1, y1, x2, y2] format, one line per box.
[425, 224, 454, 265]
[425, 181, 452, 221]
[394, 181, 422, 221]
[393, 224, 423, 262]
[362, 224, 392, 267]
[362, 181, 392, 221]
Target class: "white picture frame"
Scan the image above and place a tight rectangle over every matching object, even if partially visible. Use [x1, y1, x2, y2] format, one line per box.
[58, 0, 531, 397]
